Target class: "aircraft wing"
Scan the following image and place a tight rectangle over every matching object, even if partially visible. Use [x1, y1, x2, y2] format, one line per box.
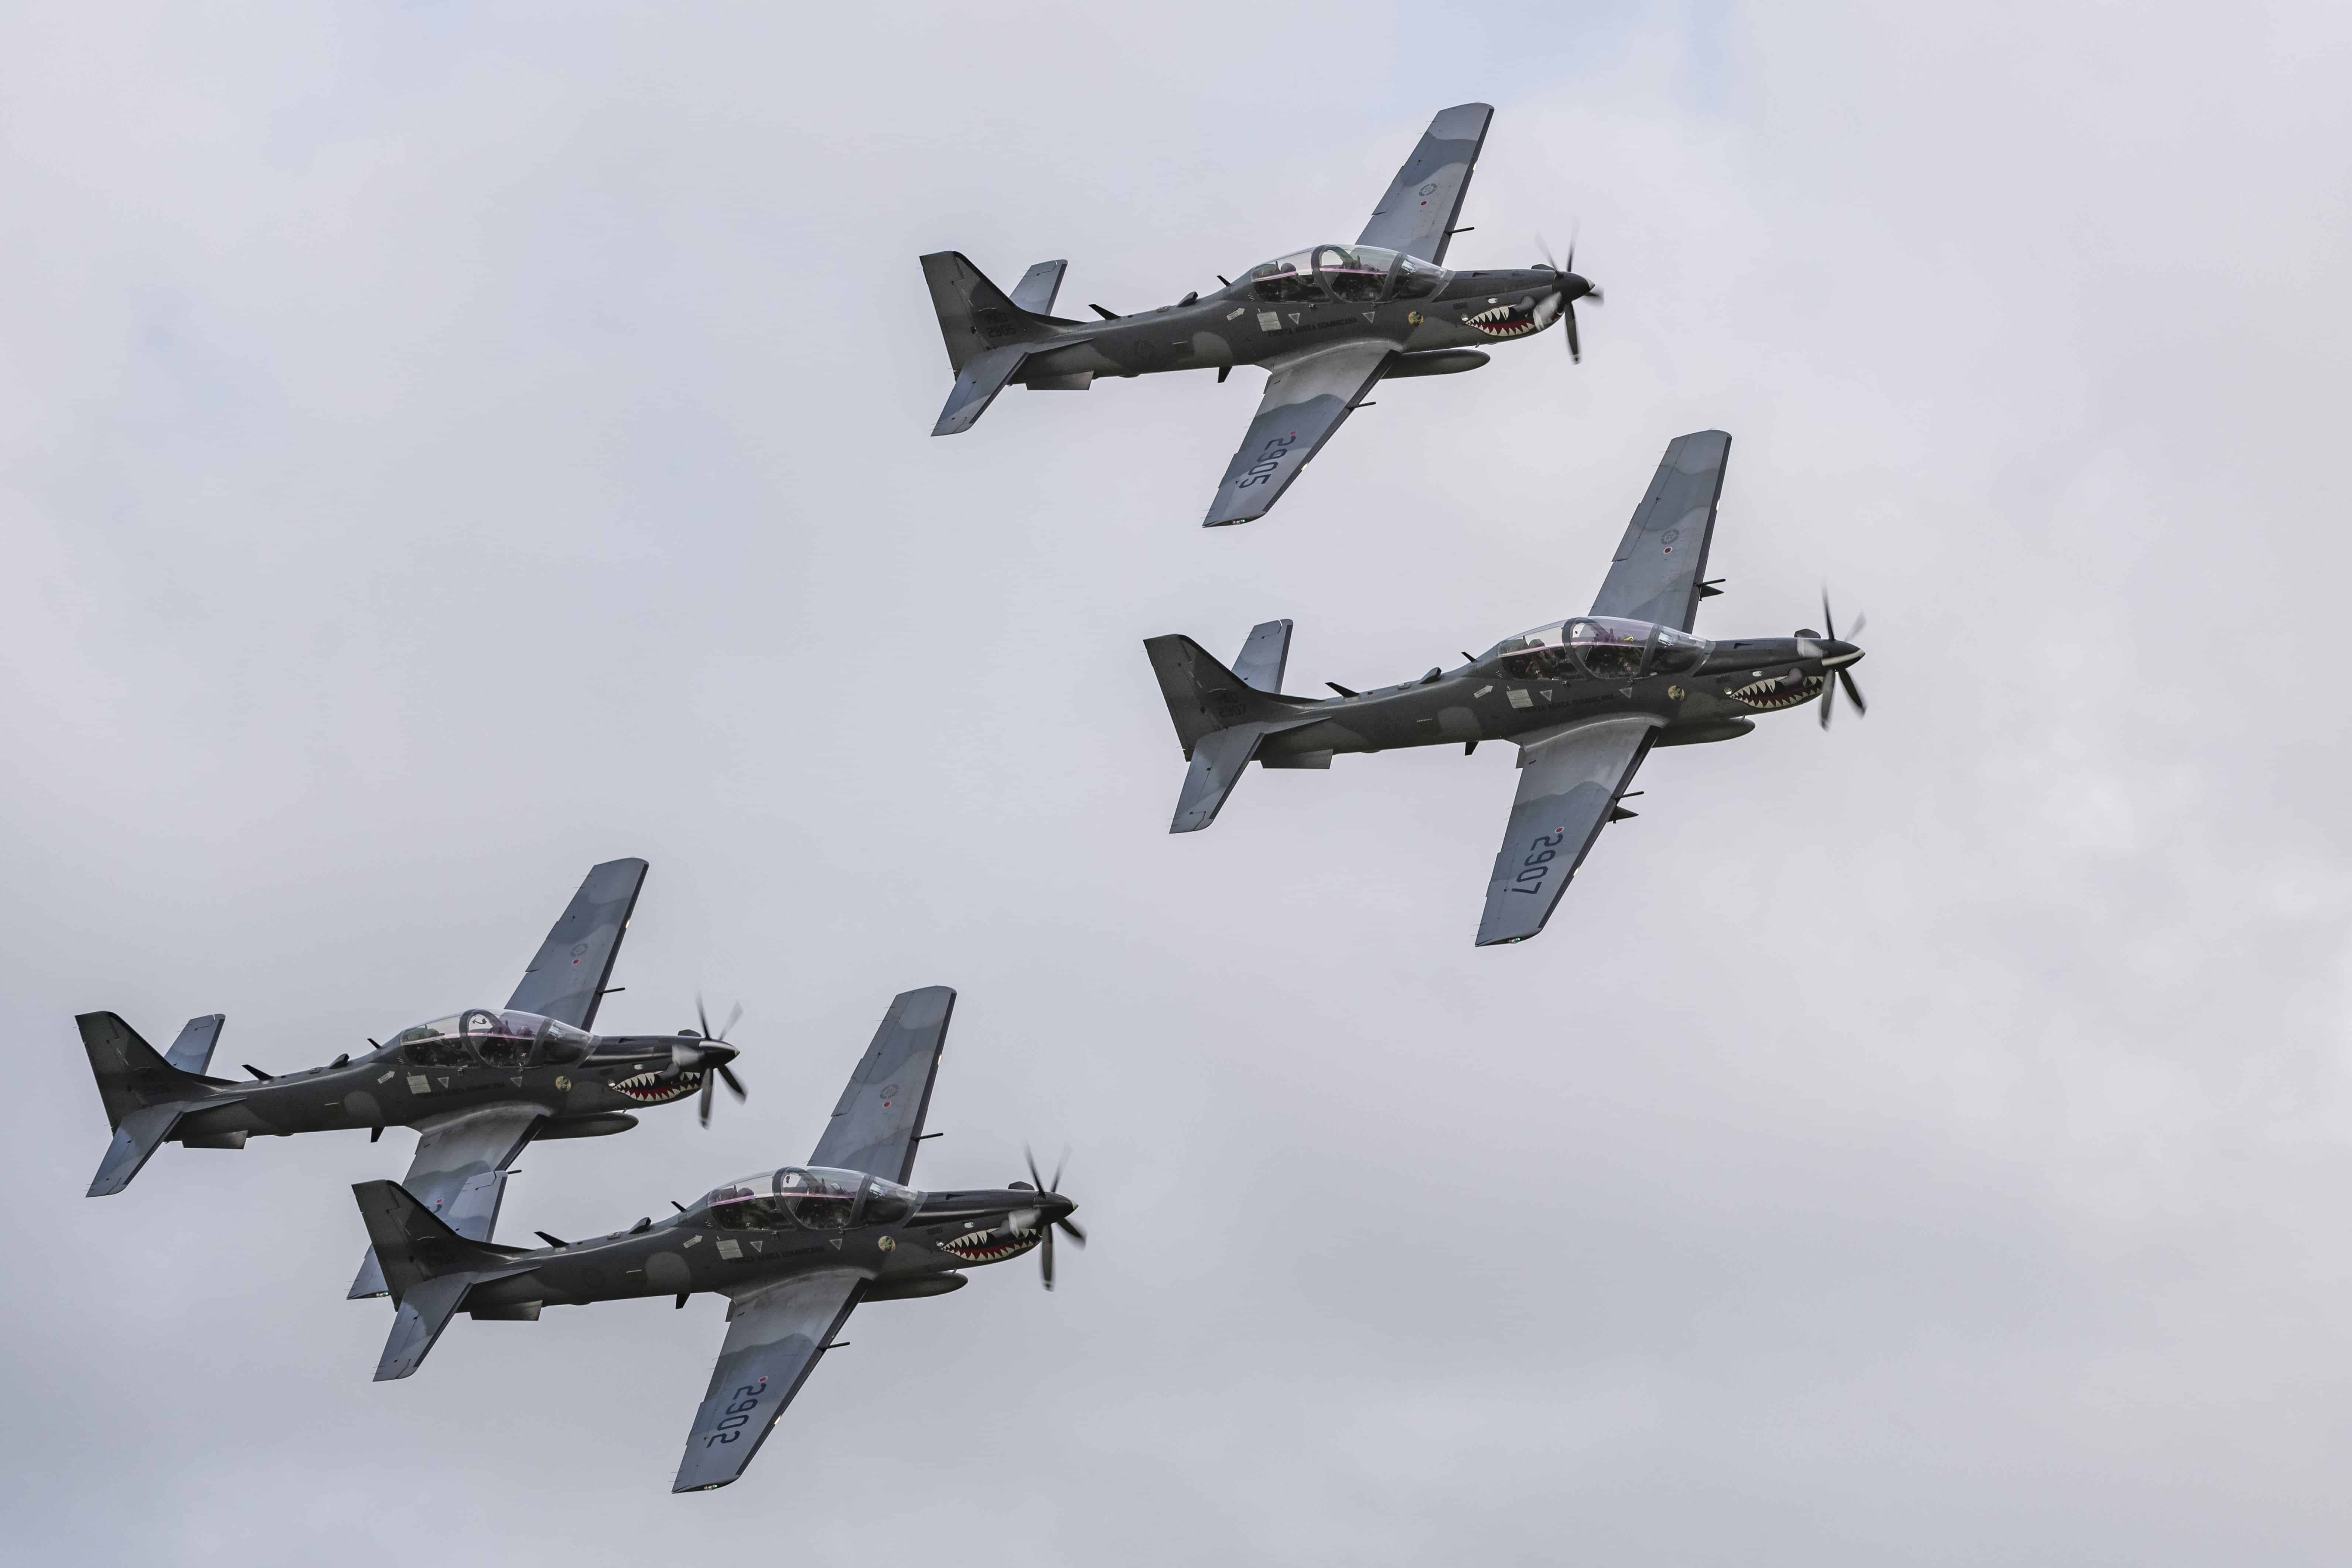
[1204, 341, 1396, 526]
[1357, 103, 1494, 265]
[672, 1271, 866, 1493]
[505, 857, 648, 1030]
[1475, 714, 1663, 946]
[807, 986, 956, 1184]
[1587, 430, 1733, 632]
[348, 1104, 544, 1299]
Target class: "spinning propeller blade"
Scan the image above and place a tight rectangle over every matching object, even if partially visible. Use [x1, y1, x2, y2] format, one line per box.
[1021, 1144, 1086, 1290]
[1818, 590, 1870, 730]
[686, 994, 750, 1127]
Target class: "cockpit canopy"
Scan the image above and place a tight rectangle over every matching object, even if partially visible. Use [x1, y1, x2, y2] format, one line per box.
[1493, 618, 1708, 681]
[382, 1008, 594, 1070]
[1242, 244, 1445, 304]
[701, 1166, 919, 1232]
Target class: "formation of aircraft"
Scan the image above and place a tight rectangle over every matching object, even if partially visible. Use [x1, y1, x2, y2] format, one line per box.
[68, 101, 1873, 1496]
[356, 985, 1080, 1493]
[919, 102, 1600, 526]
[1143, 431, 1867, 945]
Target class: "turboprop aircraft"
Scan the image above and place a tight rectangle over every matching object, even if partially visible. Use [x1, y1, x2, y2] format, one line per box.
[352, 985, 1084, 1494]
[919, 101, 1601, 526]
[75, 858, 754, 1296]
[1141, 430, 1870, 946]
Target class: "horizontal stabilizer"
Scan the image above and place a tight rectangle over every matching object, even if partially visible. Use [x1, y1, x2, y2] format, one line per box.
[1171, 724, 1266, 833]
[88, 1103, 184, 1197]
[1008, 259, 1068, 315]
[374, 1273, 470, 1381]
[1232, 619, 1294, 694]
[163, 1014, 226, 1076]
[932, 344, 1028, 437]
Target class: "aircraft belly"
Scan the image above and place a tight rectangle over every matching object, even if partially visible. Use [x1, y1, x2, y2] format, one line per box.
[1267, 718, 1368, 756]
[1023, 342, 1108, 379]
[175, 1101, 268, 1139]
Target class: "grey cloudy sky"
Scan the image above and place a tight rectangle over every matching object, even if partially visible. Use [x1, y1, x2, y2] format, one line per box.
[5, 1, 2351, 1562]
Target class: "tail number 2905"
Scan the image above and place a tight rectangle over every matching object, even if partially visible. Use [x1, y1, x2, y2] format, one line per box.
[1233, 433, 1298, 491]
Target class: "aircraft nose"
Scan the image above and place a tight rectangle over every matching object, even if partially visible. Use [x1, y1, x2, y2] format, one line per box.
[1820, 640, 1864, 668]
[1559, 271, 1598, 302]
[695, 1042, 738, 1066]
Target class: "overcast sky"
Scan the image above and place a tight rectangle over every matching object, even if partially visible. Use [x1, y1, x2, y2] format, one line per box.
[5, 2, 2351, 1563]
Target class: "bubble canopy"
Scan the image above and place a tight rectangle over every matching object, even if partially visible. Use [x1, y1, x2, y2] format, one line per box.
[380, 1008, 593, 1069]
[1491, 617, 1708, 681]
[701, 1167, 919, 1231]
[1240, 243, 1445, 303]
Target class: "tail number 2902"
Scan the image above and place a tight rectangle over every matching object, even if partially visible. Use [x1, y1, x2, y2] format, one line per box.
[703, 1376, 770, 1446]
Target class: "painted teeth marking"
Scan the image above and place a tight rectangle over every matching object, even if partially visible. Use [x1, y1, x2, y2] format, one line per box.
[610, 1070, 701, 1104]
[1464, 303, 1540, 338]
[937, 1227, 1041, 1264]
[1724, 674, 1826, 710]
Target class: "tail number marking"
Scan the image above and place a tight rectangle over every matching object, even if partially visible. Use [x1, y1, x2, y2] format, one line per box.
[702, 1377, 770, 1446]
[1506, 831, 1566, 896]
[1233, 433, 1298, 491]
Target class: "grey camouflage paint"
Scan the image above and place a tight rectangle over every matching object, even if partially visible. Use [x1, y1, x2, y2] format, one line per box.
[917, 102, 1601, 525]
[344, 985, 1076, 1495]
[1142, 431, 1869, 944]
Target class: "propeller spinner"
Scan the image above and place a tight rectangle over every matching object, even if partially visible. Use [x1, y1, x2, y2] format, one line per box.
[678, 996, 750, 1127]
[1019, 1147, 1087, 1291]
[1816, 591, 1869, 730]
[1536, 230, 1602, 363]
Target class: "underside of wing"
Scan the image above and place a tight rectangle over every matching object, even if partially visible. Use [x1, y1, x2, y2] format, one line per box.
[807, 987, 956, 1184]
[1476, 715, 1662, 946]
[349, 1103, 545, 1298]
[1356, 103, 1494, 264]
[1588, 430, 1733, 632]
[505, 857, 648, 1030]
[673, 1272, 865, 1493]
[1203, 341, 1396, 527]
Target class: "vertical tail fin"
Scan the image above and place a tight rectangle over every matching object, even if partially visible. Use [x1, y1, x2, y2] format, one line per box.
[918, 252, 1044, 373]
[1142, 633, 1300, 756]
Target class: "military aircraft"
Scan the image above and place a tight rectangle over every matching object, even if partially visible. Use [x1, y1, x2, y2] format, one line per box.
[919, 101, 1601, 527]
[1141, 430, 1870, 946]
[75, 857, 754, 1297]
[352, 984, 1083, 1493]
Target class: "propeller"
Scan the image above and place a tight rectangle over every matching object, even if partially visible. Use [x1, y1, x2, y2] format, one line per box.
[1816, 590, 1869, 730]
[681, 995, 749, 1127]
[1535, 230, 1602, 363]
[1022, 1146, 1088, 1291]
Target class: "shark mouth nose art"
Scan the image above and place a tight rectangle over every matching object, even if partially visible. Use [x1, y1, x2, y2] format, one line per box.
[938, 1226, 1042, 1264]
[1724, 672, 1826, 711]
[1463, 299, 1544, 338]
[610, 1070, 702, 1105]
